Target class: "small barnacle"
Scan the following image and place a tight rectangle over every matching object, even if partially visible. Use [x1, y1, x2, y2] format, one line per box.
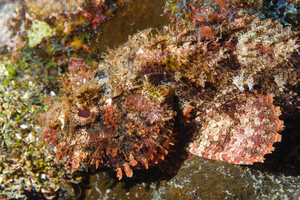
[57, 113, 66, 130]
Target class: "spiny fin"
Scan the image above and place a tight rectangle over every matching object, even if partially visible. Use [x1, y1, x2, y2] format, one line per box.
[189, 93, 283, 165]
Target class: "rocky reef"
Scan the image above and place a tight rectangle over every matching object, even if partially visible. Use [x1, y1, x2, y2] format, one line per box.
[0, 0, 26, 55]
[83, 166, 170, 200]
[1, 0, 300, 199]
[24, 0, 86, 16]
[164, 0, 264, 24]
[166, 157, 300, 200]
[0, 55, 85, 199]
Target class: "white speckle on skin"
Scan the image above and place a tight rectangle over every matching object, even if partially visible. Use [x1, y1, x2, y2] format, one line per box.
[245, 76, 254, 90]
[274, 74, 286, 88]
[58, 113, 65, 130]
[233, 73, 245, 91]
[136, 48, 144, 55]
[233, 73, 255, 91]
[106, 98, 112, 105]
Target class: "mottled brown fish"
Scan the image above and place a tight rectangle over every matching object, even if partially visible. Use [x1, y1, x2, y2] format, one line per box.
[41, 14, 300, 179]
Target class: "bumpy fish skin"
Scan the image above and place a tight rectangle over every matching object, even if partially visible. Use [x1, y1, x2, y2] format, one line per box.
[42, 14, 300, 179]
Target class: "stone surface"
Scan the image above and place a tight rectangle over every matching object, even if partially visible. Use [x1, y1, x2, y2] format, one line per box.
[165, 156, 300, 200]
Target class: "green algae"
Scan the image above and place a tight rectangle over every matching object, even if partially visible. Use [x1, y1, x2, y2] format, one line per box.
[0, 56, 83, 199]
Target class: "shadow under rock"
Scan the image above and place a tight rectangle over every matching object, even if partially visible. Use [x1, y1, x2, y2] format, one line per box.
[250, 115, 300, 177]
[83, 166, 172, 200]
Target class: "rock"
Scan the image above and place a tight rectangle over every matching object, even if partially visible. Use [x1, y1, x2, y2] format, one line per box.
[166, 156, 300, 200]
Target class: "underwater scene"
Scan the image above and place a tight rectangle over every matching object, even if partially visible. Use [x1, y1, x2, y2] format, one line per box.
[1, 0, 300, 199]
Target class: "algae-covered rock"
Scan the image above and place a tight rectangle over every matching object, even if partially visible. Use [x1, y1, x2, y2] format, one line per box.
[24, 0, 85, 17]
[0, 56, 83, 199]
[165, 157, 300, 200]
[0, 0, 25, 54]
[84, 167, 170, 200]
[164, 0, 263, 24]
[27, 20, 54, 47]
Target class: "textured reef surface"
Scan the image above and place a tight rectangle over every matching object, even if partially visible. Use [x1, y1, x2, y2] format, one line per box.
[42, 3, 300, 180]
[0, 0, 172, 198]
[166, 156, 300, 200]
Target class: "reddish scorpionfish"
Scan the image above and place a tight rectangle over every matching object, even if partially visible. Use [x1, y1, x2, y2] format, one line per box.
[41, 14, 300, 179]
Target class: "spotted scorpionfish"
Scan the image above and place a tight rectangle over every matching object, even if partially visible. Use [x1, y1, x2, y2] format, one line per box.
[42, 13, 300, 179]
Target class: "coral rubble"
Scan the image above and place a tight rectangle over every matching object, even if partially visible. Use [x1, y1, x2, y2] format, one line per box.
[0, 56, 83, 199]
[24, 0, 85, 16]
[0, 0, 25, 55]
[42, 10, 300, 180]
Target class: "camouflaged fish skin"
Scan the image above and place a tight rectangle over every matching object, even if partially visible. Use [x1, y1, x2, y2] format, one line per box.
[42, 14, 300, 179]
